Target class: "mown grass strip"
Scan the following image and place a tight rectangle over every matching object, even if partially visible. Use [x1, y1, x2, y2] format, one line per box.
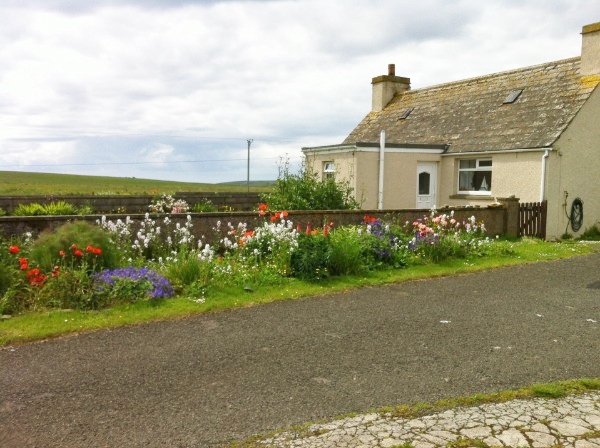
[0, 240, 596, 347]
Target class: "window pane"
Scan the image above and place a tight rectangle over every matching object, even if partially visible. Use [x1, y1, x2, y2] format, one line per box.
[460, 160, 476, 169]
[459, 171, 474, 191]
[418, 172, 430, 194]
[478, 160, 492, 167]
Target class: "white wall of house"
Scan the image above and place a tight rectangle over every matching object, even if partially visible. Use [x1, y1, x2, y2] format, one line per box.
[438, 151, 543, 207]
[547, 86, 600, 239]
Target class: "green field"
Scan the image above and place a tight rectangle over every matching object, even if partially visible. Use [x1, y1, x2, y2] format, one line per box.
[0, 171, 274, 195]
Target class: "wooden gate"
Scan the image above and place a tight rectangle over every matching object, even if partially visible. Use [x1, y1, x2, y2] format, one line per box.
[519, 201, 547, 238]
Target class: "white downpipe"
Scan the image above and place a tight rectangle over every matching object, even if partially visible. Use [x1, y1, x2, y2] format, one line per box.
[540, 149, 550, 202]
[378, 130, 385, 210]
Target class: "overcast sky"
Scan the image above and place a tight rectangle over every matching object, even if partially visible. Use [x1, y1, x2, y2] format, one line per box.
[1, 0, 599, 184]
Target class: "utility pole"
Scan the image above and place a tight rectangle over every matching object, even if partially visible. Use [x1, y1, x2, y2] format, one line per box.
[246, 138, 253, 192]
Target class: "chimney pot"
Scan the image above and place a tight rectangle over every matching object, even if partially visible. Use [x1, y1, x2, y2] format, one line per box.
[388, 64, 395, 76]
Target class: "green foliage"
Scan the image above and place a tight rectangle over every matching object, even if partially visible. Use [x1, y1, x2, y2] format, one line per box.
[93, 276, 153, 308]
[29, 221, 119, 272]
[0, 263, 16, 298]
[12, 201, 88, 216]
[579, 224, 600, 241]
[328, 227, 368, 276]
[35, 269, 96, 310]
[163, 249, 211, 292]
[191, 199, 218, 212]
[290, 233, 332, 280]
[0, 207, 6, 217]
[12, 202, 46, 216]
[261, 160, 359, 210]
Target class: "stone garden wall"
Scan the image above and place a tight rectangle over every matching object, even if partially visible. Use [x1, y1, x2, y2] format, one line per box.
[0, 198, 520, 242]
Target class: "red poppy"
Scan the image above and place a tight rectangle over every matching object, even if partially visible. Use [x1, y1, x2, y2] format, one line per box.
[8, 245, 19, 254]
[70, 243, 78, 250]
[59, 250, 66, 257]
[258, 203, 267, 211]
[270, 215, 277, 223]
[74, 249, 83, 257]
[93, 247, 102, 255]
[86, 245, 94, 253]
[19, 257, 28, 270]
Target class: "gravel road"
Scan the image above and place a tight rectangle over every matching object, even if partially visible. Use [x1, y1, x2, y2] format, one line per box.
[1, 253, 599, 447]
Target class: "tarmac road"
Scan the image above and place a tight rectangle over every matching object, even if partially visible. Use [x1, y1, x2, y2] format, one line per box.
[1, 253, 599, 447]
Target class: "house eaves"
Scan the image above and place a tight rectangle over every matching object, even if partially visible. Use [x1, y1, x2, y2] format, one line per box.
[344, 58, 600, 154]
[302, 142, 448, 155]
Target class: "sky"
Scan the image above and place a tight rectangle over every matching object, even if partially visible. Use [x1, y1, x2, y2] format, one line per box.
[1, 0, 599, 184]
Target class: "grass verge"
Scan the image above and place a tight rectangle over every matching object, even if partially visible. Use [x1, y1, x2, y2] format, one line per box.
[230, 378, 600, 447]
[0, 239, 597, 347]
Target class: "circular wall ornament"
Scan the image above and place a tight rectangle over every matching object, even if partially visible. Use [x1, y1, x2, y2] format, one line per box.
[570, 198, 583, 232]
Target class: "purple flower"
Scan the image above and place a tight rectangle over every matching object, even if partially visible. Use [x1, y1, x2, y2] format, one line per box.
[93, 267, 174, 299]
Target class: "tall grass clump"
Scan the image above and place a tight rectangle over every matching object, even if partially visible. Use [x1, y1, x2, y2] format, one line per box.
[29, 221, 119, 272]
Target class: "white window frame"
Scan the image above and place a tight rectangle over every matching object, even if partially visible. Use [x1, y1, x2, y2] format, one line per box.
[457, 158, 492, 195]
[323, 161, 336, 181]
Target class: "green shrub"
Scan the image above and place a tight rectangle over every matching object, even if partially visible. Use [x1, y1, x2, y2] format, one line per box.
[191, 199, 217, 213]
[0, 263, 15, 297]
[579, 224, 600, 241]
[12, 203, 46, 216]
[328, 227, 367, 276]
[290, 233, 331, 280]
[163, 250, 211, 292]
[42, 201, 79, 215]
[12, 201, 82, 216]
[29, 221, 120, 272]
[261, 160, 359, 210]
[34, 269, 96, 310]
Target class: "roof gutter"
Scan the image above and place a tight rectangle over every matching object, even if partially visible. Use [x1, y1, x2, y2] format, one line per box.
[441, 147, 553, 156]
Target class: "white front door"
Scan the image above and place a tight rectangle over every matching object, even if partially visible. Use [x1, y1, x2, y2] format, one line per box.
[416, 162, 437, 209]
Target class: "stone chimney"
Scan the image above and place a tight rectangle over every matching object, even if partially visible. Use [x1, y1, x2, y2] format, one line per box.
[581, 22, 600, 76]
[371, 64, 410, 112]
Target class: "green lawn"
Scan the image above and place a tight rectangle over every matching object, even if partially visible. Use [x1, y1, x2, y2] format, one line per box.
[0, 171, 274, 195]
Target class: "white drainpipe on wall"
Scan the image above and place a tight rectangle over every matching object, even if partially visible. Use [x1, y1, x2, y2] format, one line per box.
[378, 130, 385, 210]
[540, 148, 550, 202]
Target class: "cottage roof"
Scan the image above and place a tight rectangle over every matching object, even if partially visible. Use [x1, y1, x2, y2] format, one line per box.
[343, 57, 600, 153]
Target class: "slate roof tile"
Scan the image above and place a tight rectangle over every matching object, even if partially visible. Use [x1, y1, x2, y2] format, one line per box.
[343, 57, 599, 153]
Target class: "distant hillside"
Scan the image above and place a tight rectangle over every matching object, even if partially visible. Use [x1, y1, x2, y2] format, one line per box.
[217, 180, 276, 187]
[0, 171, 274, 196]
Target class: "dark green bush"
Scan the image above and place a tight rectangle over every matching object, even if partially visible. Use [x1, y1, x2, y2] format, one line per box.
[290, 233, 332, 281]
[261, 161, 359, 210]
[29, 221, 120, 272]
